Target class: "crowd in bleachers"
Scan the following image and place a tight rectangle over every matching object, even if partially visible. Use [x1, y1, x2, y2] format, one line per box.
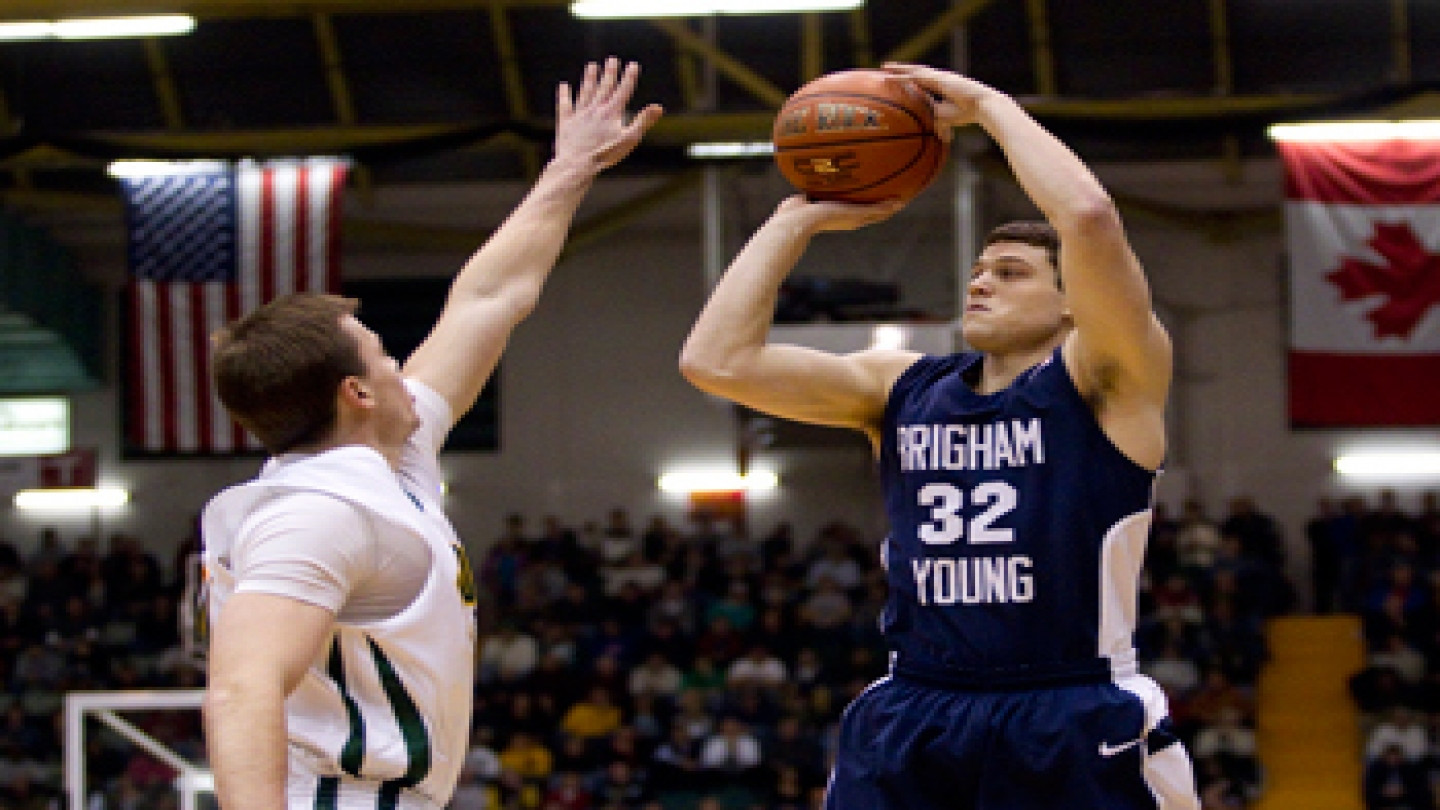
[0, 488, 1332, 810]
[1330, 490, 1440, 810]
[0, 526, 204, 809]
[1137, 495, 1295, 810]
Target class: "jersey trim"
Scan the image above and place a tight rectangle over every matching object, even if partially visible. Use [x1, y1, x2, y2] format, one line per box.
[368, 636, 432, 790]
[327, 638, 366, 775]
[315, 776, 339, 810]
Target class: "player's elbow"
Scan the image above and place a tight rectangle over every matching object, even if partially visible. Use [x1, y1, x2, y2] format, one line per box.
[678, 340, 740, 393]
[1060, 193, 1122, 240]
[678, 345, 721, 389]
[498, 280, 543, 322]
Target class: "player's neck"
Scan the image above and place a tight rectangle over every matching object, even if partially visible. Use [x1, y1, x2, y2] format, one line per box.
[299, 425, 403, 470]
[976, 343, 1058, 394]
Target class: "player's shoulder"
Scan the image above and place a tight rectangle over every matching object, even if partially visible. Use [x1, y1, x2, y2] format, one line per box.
[853, 348, 926, 390]
[245, 489, 370, 540]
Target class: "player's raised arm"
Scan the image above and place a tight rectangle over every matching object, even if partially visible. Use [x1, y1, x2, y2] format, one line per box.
[403, 58, 663, 425]
[885, 62, 1171, 466]
[679, 195, 916, 444]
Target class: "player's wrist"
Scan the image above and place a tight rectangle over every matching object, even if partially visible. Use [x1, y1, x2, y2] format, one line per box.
[543, 154, 602, 186]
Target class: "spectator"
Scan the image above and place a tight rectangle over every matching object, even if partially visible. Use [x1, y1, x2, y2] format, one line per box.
[559, 686, 623, 742]
[804, 542, 862, 593]
[544, 770, 594, 810]
[591, 759, 650, 810]
[1369, 633, 1428, 687]
[498, 730, 554, 785]
[1190, 705, 1261, 800]
[628, 652, 684, 705]
[705, 580, 757, 633]
[692, 615, 747, 667]
[1177, 499, 1223, 577]
[1220, 495, 1285, 571]
[480, 622, 541, 685]
[601, 553, 666, 601]
[698, 716, 763, 789]
[648, 724, 701, 793]
[647, 581, 698, 636]
[599, 507, 638, 566]
[1363, 742, 1432, 810]
[726, 644, 788, 692]
[1364, 707, 1429, 764]
[763, 715, 825, 789]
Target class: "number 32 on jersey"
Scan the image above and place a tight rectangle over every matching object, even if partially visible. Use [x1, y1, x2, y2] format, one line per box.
[911, 481, 1034, 606]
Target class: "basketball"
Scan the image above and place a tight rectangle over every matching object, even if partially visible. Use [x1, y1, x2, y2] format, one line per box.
[772, 69, 948, 204]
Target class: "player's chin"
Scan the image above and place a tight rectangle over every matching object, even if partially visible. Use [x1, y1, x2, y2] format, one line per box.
[960, 319, 1000, 351]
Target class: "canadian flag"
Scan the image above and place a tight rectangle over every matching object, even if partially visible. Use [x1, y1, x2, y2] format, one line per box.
[1280, 138, 1440, 426]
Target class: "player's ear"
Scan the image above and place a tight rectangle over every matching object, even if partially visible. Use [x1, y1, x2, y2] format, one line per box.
[340, 376, 374, 409]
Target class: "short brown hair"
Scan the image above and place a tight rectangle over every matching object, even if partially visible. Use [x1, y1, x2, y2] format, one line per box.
[211, 293, 364, 454]
[983, 220, 1061, 287]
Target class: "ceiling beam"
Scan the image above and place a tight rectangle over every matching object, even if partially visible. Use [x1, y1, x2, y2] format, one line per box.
[488, 1, 540, 177]
[800, 12, 823, 84]
[1206, 0, 1240, 183]
[847, 7, 874, 68]
[1207, 0, 1233, 95]
[883, 0, 996, 65]
[649, 18, 788, 107]
[142, 38, 186, 129]
[313, 13, 359, 125]
[1023, 0, 1056, 96]
[1390, 0, 1411, 83]
[0, 90, 1338, 171]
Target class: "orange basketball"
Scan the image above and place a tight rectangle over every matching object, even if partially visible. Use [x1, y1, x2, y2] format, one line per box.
[772, 69, 947, 204]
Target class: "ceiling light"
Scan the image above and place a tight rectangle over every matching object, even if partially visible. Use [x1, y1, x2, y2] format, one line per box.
[107, 160, 230, 179]
[15, 486, 130, 510]
[0, 22, 54, 41]
[572, 0, 863, 19]
[869, 324, 910, 351]
[687, 141, 775, 159]
[0, 14, 195, 42]
[1267, 120, 1440, 143]
[1334, 452, 1440, 479]
[55, 14, 195, 39]
[658, 469, 778, 494]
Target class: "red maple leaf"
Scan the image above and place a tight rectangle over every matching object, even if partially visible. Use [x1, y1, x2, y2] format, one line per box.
[1324, 221, 1440, 340]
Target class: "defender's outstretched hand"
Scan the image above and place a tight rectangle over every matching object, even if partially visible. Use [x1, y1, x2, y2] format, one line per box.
[555, 57, 664, 172]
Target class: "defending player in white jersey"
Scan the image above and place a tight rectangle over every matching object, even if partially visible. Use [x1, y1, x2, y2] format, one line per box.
[201, 59, 661, 810]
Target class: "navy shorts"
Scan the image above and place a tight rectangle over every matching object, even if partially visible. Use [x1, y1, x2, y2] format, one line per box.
[824, 673, 1200, 810]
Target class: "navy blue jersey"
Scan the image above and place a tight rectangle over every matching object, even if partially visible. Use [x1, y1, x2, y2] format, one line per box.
[877, 348, 1156, 687]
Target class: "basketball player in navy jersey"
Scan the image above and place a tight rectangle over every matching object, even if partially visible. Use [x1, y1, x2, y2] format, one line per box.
[680, 63, 1200, 810]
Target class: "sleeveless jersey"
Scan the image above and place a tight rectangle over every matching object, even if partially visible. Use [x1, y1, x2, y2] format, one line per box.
[203, 393, 477, 808]
[877, 348, 1155, 688]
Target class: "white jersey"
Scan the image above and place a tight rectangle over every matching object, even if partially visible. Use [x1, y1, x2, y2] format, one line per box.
[203, 380, 477, 809]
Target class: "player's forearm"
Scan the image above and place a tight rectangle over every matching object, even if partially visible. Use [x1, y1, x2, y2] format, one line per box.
[443, 156, 598, 316]
[680, 211, 815, 381]
[203, 679, 290, 808]
[973, 93, 1117, 234]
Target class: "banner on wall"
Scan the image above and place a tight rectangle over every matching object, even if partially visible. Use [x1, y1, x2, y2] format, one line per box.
[120, 158, 349, 455]
[0, 448, 97, 495]
[1279, 137, 1440, 427]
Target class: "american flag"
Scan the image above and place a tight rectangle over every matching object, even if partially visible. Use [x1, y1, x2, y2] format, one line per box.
[122, 158, 349, 454]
